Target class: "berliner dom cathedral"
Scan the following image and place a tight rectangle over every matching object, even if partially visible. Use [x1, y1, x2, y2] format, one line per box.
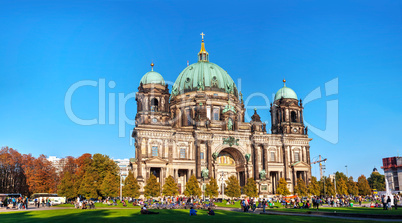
[132, 33, 312, 197]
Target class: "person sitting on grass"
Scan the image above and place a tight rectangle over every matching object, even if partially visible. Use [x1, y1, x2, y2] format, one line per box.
[207, 207, 215, 216]
[140, 204, 159, 215]
[189, 207, 197, 216]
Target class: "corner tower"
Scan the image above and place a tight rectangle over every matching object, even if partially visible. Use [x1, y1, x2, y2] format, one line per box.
[270, 79, 306, 135]
[135, 63, 170, 126]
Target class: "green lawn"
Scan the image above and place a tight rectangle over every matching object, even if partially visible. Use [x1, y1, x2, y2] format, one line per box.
[0, 208, 377, 223]
[55, 202, 140, 209]
[215, 200, 243, 208]
[268, 206, 402, 216]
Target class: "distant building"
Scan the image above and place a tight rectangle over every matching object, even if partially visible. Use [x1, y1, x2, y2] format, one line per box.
[381, 156, 402, 191]
[114, 158, 131, 181]
[47, 156, 64, 173]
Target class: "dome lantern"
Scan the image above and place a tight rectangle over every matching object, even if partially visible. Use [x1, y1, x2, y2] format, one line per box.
[198, 32, 209, 62]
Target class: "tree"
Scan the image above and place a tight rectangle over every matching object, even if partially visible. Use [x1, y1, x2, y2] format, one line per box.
[184, 175, 201, 197]
[357, 175, 371, 195]
[101, 171, 119, 198]
[320, 177, 335, 196]
[276, 178, 290, 196]
[123, 171, 140, 198]
[244, 178, 258, 197]
[0, 147, 29, 195]
[144, 174, 160, 198]
[162, 175, 179, 196]
[58, 171, 77, 199]
[308, 176, 320, 196]
[347, 177, 359, 196]
[225, 175, 241, 199]
[294, 178, 308, 196]
[205, 177, 219, 198]
[336, 177, 348, 195]
[21, 154, 57, 194]
[79, 171, 98, 199]
[335, 171, 348, 182]
[368, 172, 385, 191]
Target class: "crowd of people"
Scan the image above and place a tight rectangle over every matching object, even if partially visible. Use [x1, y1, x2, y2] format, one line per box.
[231, 194, 402, 213]
[0, 196, 53, 209]
[0, 197, 28, 209]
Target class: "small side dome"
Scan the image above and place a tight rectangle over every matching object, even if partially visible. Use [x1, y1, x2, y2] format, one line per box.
[274, 79, 298, 101]
[139, 63, 165, 85]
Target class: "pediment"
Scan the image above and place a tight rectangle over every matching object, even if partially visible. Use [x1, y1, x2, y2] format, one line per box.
[291, 161, 310, 168]
[145, 157, 168, 164]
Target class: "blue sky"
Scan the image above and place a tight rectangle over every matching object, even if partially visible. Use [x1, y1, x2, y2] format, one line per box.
[1, 0, 401, 179]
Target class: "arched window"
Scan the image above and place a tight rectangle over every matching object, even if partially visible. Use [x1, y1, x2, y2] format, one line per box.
[180, 148, 186, 158]
[291, 111, 297, 122]
[294, 151, 300, 162]
[152, 146, 158, 157]
[270, 151, 276, 162]
[150, 98, 158, 112]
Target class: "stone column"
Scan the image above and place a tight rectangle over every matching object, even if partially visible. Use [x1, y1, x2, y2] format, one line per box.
[187, 169, 190, 182]
[213, 162, 217, 179]
[146, 167, 150, 180]
[207, 141, 212, 178]
[282, 144, 288, 180]
[168, 141, 173, 163]
[162, 140, 166, 159]
[252, 144, 259, 179]
[195, 141, 201, 178]
[160, 168, 164, 187]
[263, 144, 268, 174]
[162, 167, 167, 187]
[136, 138, 143, 180]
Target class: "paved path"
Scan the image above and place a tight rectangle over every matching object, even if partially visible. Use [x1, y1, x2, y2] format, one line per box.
[215, 206, 402, 222]
[0, 206, 70, 213]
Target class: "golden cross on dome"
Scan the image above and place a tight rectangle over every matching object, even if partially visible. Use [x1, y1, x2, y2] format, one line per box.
[200, 32, 205, 40]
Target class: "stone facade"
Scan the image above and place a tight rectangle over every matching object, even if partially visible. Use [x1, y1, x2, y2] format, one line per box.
[131, 38, 312, 197]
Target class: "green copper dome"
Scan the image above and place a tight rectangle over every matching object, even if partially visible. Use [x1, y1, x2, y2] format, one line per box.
[140, 71, 165, 85]
[171, 61, 237, 96]
[274, 81, 298, 101]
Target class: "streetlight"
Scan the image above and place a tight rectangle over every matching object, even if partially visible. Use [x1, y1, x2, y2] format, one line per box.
[120, 172, 122, 201]
[345, 165, 348, 178]
[333, 173, 337, 196]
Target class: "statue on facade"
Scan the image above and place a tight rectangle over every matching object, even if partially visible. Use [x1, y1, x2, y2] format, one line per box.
[305, 126, 308, 134]
[259, 169, 266, 180]
[212, 152, 219, 161]
[227, 118, 233, 131]
[245, 154, 251, 163]
[201, 168, 209, 179]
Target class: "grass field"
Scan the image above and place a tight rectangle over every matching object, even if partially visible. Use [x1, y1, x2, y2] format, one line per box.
[0, 208, 378, 223]
[56, 202, 141, 209]
[268, 206, 402, 215]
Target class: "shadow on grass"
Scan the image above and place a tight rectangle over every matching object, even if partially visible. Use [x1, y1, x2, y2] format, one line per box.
[0, 208, 368, 223]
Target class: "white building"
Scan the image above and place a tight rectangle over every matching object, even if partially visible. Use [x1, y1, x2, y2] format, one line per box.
[47, 156, 64, 173]
[114, 158, 131, 181]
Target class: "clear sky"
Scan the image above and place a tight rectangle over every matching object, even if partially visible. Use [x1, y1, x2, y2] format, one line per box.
[1, 0, 401, 180]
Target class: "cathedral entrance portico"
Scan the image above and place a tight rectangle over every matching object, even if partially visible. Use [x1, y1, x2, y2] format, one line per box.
[215, 147, 247, 192]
